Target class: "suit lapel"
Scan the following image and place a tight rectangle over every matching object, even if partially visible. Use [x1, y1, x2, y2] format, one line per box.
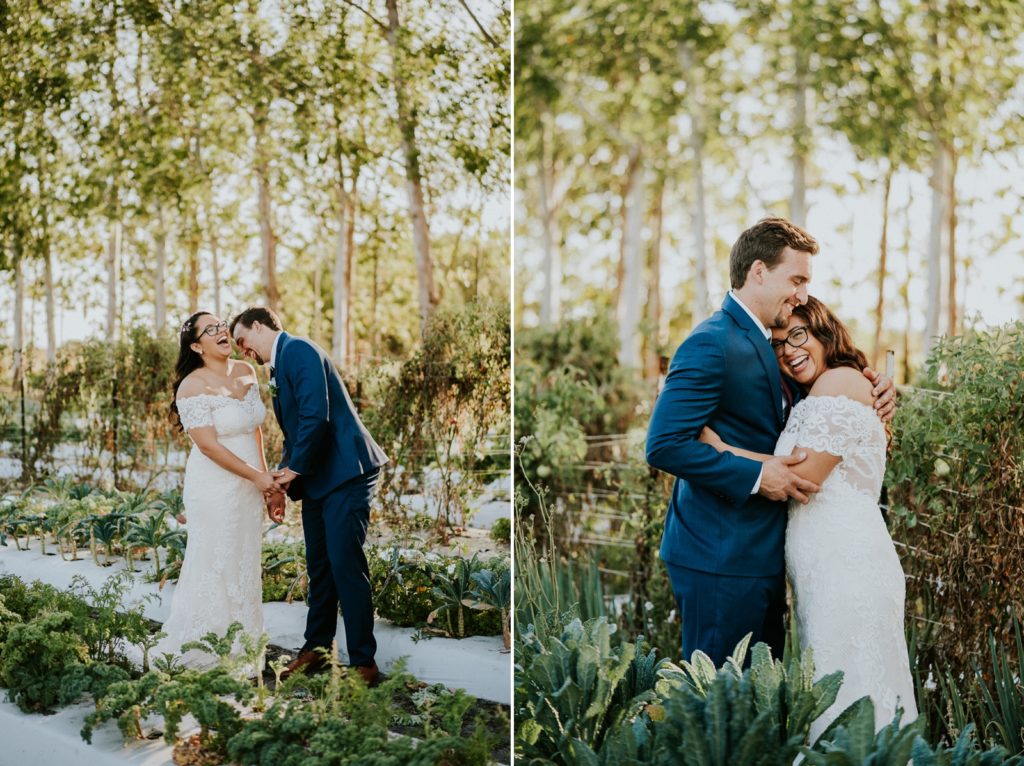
[723, 295, 785, 428]
[271, 333, 288, 428]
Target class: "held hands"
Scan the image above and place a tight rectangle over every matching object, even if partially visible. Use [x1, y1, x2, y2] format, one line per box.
[264, 488, 286, 524]
[758, 452, 820, 504]
[272, 467, 299, 491]
[862, 367, 896, 423]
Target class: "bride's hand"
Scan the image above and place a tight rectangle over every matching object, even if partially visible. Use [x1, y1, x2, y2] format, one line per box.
[253, 471, 278, 493]
[699, 426, 723, 450]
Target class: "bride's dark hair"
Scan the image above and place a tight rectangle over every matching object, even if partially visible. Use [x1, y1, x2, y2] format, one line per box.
[791, 297, 869, 372]
[792, 297, 890, 445]
[169, 311, 212, 431]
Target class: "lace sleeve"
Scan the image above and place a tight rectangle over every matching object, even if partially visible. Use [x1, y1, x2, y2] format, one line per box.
[177, 396, 214, 431]
[791, 396, 868, 459]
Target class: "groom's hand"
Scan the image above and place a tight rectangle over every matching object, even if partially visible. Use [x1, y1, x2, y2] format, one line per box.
[862, 367, 896, 423]
[758, 453, 819, 504]
[273, 467, 299, 490]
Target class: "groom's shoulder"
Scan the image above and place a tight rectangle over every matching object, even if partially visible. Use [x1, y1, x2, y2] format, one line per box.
[281, 334, 327, 361]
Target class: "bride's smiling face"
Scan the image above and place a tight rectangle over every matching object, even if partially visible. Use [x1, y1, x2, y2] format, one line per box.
[772, 318, 827, 386]
[190, 316, 232, 361]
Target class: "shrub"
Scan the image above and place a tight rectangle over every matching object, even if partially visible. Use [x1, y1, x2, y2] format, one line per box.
[490, 515, 511, 544]
[887, 322, 1024, 744]
[0, 611, 89, 712]
[364, 301, 511, 536]
[369, 546, 505, 637]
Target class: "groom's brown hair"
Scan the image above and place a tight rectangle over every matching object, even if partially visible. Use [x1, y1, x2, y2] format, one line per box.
[230, 306, 282, 335]
[730, 217, 818, 289]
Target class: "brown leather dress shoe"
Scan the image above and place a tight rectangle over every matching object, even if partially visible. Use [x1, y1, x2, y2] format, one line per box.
[353, 662, 380, 687]
[280, 649, 329, 681]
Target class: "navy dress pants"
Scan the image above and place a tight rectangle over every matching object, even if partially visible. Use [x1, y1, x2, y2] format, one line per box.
[667, 562, 786, 668]
[300, 469, 380, 667]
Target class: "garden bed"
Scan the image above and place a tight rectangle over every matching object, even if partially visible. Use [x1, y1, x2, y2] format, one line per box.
[0, 546, 510, 705]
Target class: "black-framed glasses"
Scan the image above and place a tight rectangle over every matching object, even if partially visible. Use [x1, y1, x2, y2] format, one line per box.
[771, 326, 809, 357]
[197, 321, 229, 339]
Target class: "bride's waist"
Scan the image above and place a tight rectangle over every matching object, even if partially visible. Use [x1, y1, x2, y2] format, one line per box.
[189, 432, 259, 457]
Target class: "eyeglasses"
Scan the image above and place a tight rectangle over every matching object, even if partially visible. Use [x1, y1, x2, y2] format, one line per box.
[197, 321, 229, 339]
[771, 326, 809, 357]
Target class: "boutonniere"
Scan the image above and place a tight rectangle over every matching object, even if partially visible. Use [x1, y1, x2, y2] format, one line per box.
[268, 379, 279, 397]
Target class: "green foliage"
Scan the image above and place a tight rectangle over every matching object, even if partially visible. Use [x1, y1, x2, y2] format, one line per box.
[67, 572, 154, 664]
[490, 515, 511, 543]
[364, 301, 511, 535]
[369, 546, 505, 637]
[261, 540, 308, 603]
[887, 323, 1024, 745]
[226, 662, 497, 766]
[515, 616, 639, 762]
[0, 610, 88, 712]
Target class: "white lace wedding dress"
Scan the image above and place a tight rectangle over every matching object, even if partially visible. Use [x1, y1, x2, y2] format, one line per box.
[156, 385, 267, 674]
[776, 395, 917, 743]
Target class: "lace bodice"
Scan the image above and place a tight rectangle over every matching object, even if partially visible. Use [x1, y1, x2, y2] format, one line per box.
[774, 395, 886, 498]
[177, 384, 266, 437]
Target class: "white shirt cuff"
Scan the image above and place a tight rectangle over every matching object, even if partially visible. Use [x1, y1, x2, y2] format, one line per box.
[750, 466, 763, 495]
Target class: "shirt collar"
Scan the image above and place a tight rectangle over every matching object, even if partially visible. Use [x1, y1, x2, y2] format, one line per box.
[729, 290, 771, 341]
[269, 332, 283, 371]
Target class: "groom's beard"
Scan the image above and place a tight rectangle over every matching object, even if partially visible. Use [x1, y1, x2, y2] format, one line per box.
[242, 348, 266, 365]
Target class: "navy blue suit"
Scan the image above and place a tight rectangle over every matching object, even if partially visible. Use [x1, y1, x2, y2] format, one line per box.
[646, 294, 799, 665]
[271, 332, 388, 667]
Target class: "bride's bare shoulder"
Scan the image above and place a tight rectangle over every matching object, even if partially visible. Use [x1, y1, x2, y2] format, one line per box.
[808, 366, 873, 406]
[177, 372, 212, 400]
[228, 359, 259, 381]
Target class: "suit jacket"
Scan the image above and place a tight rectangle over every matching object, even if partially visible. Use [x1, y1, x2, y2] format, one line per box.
[646, 294, 801, 577]
[271, 333, 389, 501]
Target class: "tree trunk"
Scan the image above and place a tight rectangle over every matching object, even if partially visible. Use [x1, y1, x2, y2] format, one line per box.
[646, 176, 664, 380]
[539, 111, 560, 328]
[43, 235, 56, 363]
[187, 210, 200, 314]
[386, 0, 437, 331]
[106, 218, 121, 338]
[12, 243, 24, 387]
[946, 147, 958, 338]
[790, 47, 808, 227]
[902, 193, 913, 384]
[872, 165, 893, 368]
[679, 43, 709, 322]
[691, 115, 709, 323]
[617, 148, 644, 369]
[207, 206, 223, 318]
[924, 135, 947, 359]
[155, 207, 168, 332]
[253, 111, 281, 315]
[332, 161, 358, 365]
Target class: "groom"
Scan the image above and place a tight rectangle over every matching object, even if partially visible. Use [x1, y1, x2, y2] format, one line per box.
[230, 307, 389, 685]
[646, 217, 894, 667]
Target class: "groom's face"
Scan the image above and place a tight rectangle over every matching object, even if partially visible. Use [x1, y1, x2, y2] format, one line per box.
[232, 324, 267, 365]
[761, 247, 812, 329]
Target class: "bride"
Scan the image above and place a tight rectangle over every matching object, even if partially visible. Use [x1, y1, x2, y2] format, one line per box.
[159, 311, 281, 673]
[701, 296, 917, 741]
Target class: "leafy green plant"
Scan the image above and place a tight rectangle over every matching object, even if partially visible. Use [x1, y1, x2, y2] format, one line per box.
[369, 546, 504, 637]
[261, 540, 308, 603]
[468, 565, 511, 648]
[429, 553, 489, 638]
[516, 616, 637, 762]
[124, 507, 185, 578]
[490, 515, 511, 543]
[0, 610, 88, 712]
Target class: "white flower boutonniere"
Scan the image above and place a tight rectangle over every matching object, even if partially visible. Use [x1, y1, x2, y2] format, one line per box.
[268, 379, 279, 398]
